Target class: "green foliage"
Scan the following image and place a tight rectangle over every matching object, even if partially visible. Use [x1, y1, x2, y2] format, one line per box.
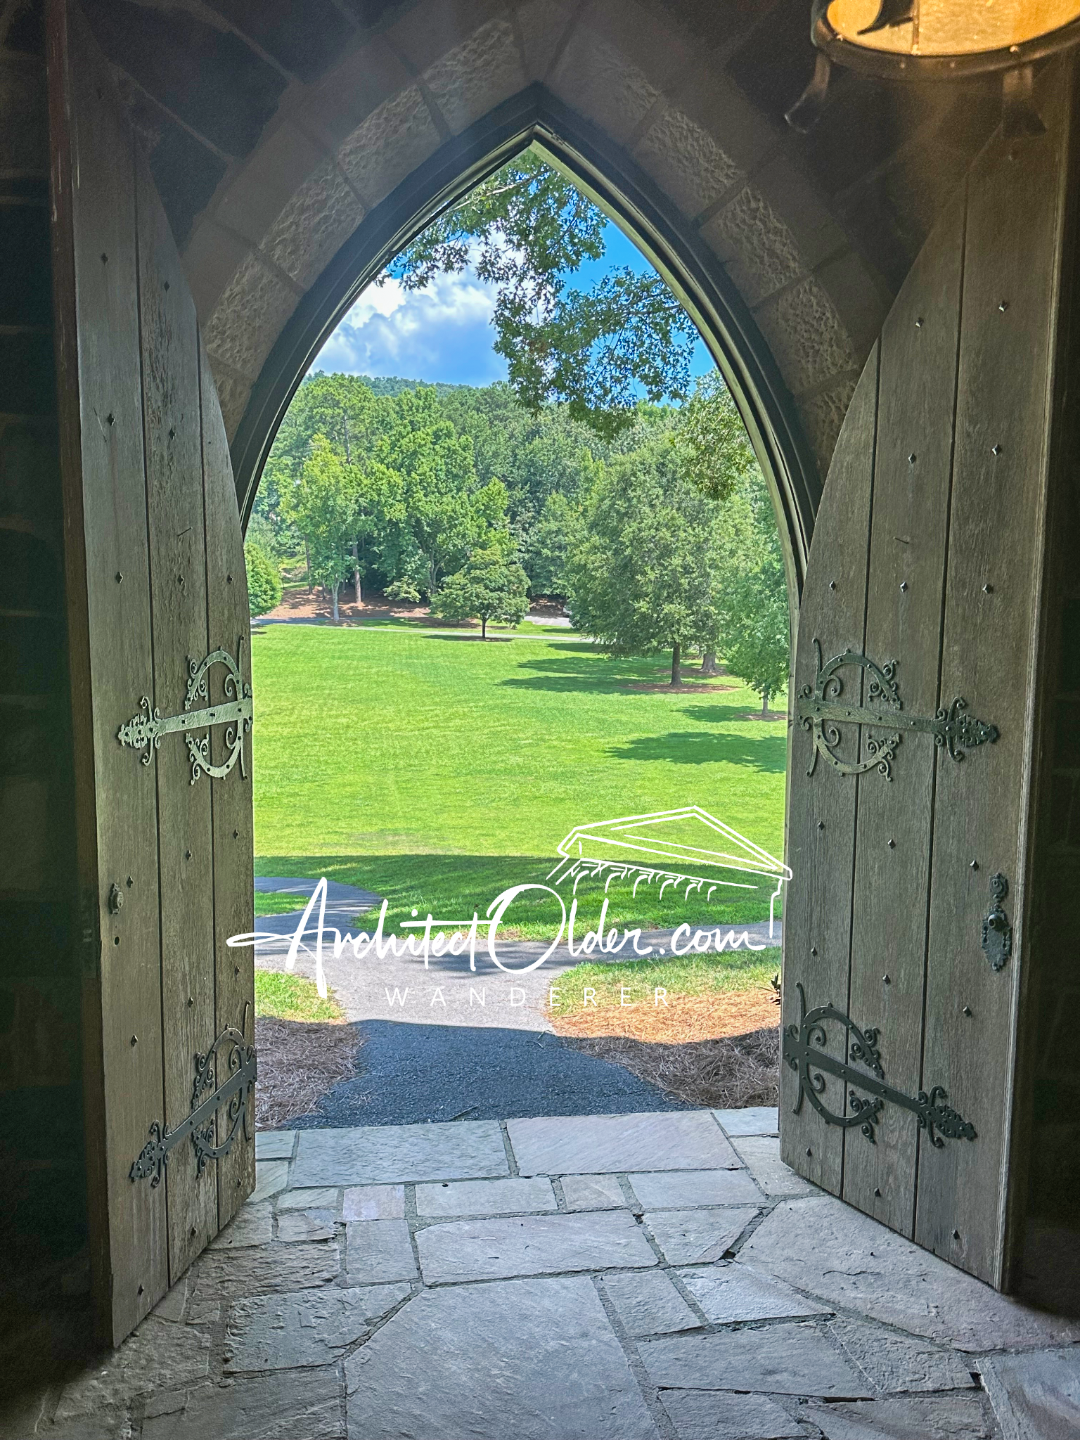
[279, 436, 370, 618]
[430, 545, 529, 637]
[521, 490, 579, 597]
[390, 148, 698, 435]
[716, 475, 790, 712]
[563, 439, 726, 683]
[245, 541, 282, 616]
[676, 370, 757, 504]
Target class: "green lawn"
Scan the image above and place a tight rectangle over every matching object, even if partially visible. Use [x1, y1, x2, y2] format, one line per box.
[252, 623, 787, 941]
[254, 970, 344, 1022]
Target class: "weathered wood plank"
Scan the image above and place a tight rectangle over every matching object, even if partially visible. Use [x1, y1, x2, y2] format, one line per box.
[135, 146, 218, 1283]
[49, 0, 167, 1342]
[842, 192, 966, 1237]
[916, 70, 1071, 1286]
[200, 341, 256, 1230]
[780, 345, 878, 1195]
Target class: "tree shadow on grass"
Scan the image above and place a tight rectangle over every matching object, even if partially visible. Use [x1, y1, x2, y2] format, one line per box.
[605, 730, 787, 771]
[496, 649, 725, 696]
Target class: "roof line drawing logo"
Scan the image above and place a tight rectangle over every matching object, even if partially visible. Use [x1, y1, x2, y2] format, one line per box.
[547, 805, 791, 938]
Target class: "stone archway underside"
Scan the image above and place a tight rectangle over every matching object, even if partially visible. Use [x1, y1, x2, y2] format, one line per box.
[82, 0, 1004, 571]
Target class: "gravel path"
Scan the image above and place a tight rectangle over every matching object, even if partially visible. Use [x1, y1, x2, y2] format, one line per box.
[251, 877, 780, 1125]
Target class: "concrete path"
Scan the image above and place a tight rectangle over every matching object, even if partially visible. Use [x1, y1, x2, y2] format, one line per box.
[10, 1107, 1077, 1438]
[252, 879, 781, 1125]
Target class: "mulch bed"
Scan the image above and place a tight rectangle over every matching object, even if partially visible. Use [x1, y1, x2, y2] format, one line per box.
[255, 1017, 364, 1130]
[549, 988, 780, 1109]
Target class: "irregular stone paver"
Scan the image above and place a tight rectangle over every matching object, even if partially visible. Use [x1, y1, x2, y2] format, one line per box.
[659, 1388, 804, 1440]
[249, 1160, 290, 1204]
[224, 1284, 410, 1372]
[561, 1173, 627, 1211]
[711, 1107, 779, 1137]
[52, 1317, 212, 1421]
[640, 1322, 873, 1397]
[831, 1318, 976, 1394]
[345, 1277, 660, 1438]
[508, 1112, 739, 1176]
[979, 1346, 1080, 1439]
[601, 1270, 699, 1336]
[739, 1198, 1080, 1352]
[276, 1186, 339, 1212]
[729, 1136, 816, 1196]
[343, 1184, 405, 1220]
[415, 1176, 557, 1217]
[644, 1207, 759, 1265]
[802, 1393, 993, 1438]
[676, 1262, 829, 1323]
[254, 1131, 296, 1161]
[344, 1220, 418, 1284]
[416, 1210, 657, 1283]
[276, 1209, 335, 1243]
[192, 1242, 340, 1299]
[141, 1367, 343, 1439]
[291, 1120, 508, 1186]
[629, 1168, 761, 1209]
[209, 1204, 273, 1249]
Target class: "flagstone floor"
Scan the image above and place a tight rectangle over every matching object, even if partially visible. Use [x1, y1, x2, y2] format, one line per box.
[5, 1108, 1080, 1439]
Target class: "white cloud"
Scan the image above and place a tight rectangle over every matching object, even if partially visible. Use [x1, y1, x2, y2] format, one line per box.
[312, 268, 508, 386]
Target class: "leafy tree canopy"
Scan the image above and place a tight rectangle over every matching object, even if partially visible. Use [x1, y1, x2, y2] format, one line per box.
[430, 545, 529, 638]
[389, 148, 699, 437]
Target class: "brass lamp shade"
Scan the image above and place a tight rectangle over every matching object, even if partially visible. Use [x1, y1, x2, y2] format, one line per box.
[814, 1, 1080, 76]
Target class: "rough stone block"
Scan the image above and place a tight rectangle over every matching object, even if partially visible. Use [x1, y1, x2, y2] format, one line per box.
[292, 1120, 508, 1186]
[336, 87, 441, 209]
[634, 103, 743, 217]
[224, 1284, 410, 1372]
[754, 276, 858, 398]
[644, 1207, 759, 1266]
[417, 1210, 657, 1283]
[192, 1241, 340, 1300]
[345, 1220, 418, 1284]
[343, 1184, 405, 1220]
[629, 1169, 760, 1210]
[659, 1387, 804, 1440]
[141, 1367, 344, 1439]
[801, 1394, 992, 1439]
[561, 1173, 628, 1211]
[739, 1197, 1080, 1352]
[53, 1318, 212, 1420]
[640, 1322, 873, 1397]
[601, 1270, 699, 1337]
[209, 1204, 273, 1249]
[203, 254, 298, 382]
[346, 1276, 659, 1438]
[415, 1176, 556, 1217]
[262, 157, 365, 289]
[277, 1186, 340, 1212]
[276, 1209, 336, 1243]
[422, 19, 526, 134]
[676, 1263, 828, 1323]
[729, 1136, 817, 1197]
[980, 1346, 1080, 1440]
[712, 1107, 779, 1137]
[255, 1131, 296, 1160]
[507, 1111, 739, 1176]
[831, 1318, 976, 1395]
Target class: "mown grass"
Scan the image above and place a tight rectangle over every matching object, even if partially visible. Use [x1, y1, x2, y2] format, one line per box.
[254, 892, 316, 916]
[254, 970, 344, 1023]
[251, 624, 787, 940]
[548, 949, 779, 1013]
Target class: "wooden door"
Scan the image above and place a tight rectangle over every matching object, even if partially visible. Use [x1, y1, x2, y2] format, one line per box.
[48, 0, 255, 1344]
[781, 63, 1072, 1289]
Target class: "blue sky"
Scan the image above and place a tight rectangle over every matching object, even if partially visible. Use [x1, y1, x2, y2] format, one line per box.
[314, 220, 715, 389]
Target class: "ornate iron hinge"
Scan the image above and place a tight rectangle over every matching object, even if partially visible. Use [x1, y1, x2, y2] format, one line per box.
[783, 983, 976, 1149]
[118, 641, 253, 784]
[797, 641, 999, 780]
[129, 1023, 257, 1187]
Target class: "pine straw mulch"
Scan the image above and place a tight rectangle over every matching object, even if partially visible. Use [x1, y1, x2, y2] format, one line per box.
[254, 1016, 364, 1130]
[550, 988, 780, 1109]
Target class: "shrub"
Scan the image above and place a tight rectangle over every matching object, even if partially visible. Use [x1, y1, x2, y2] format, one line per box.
[246, 541, 283, 616]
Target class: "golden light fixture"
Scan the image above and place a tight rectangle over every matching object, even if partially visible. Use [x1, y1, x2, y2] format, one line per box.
[787, 1, 1080, 130]
[817, 1, 1080, 76]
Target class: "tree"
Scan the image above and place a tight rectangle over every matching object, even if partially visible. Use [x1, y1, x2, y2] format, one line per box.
[431, 546, 529, 638]
[280, 436, 368, 620]
[245, 541, 282, 616]
[564, 439, 724, 685]
[390, 149, 699, 437]
[717, 475, 790, 715]
[521, 490, 579, 597]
